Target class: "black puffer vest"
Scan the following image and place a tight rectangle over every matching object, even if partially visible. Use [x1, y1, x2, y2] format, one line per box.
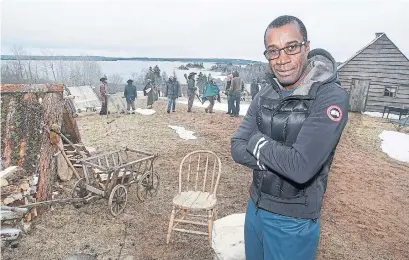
[249, 78, 337, 219]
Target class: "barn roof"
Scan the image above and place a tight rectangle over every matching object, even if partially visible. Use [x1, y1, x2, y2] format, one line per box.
[337, 33, 409, 70]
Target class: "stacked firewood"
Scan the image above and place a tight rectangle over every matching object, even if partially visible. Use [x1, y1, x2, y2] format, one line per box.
[0, 166, 37, 218]
[0, 166, 37, 246]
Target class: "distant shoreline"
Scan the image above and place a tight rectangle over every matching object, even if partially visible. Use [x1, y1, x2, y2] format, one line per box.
[1, 55, 262, 64]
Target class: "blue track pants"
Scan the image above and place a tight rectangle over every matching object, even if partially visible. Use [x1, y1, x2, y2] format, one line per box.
[244, 199, 321, 260]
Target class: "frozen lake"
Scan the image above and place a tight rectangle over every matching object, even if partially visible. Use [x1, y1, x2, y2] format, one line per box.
[2, 59, 227, 83]
[98, 60, 226, 81]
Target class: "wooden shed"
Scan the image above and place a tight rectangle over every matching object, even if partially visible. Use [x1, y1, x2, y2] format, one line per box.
[337, 33, 409, 113]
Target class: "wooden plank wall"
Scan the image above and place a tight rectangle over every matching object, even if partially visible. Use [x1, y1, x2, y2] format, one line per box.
[338, 35, 409, 112]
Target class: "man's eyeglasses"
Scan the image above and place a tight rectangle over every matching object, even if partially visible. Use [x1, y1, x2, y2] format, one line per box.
[263, 41, 308, 60]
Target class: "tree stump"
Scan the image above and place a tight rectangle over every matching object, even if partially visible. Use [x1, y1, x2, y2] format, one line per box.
[1, 84, 65, 207]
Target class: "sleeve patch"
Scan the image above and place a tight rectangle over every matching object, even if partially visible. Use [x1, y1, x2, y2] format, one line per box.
[326, 105, 343, 122]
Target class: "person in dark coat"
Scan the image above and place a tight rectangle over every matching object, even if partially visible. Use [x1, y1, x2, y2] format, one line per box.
[186, 72, 197, 112]
[143, 79, 155, 109]
[228, 71, 244, 117]
[250, 79, 260, 99]
[231, 15, 349, 260]
[165, 76, 181, 113]
[124, 79, 137, 114]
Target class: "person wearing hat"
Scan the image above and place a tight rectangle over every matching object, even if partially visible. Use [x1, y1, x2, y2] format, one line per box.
[250, 78, 260, 100]
[124, 79, 137, 114]
[143, 79, 156, 109]
[186, 72, 197, 112]
[99, 77, 108, 115]
[165, 75, 181, 113]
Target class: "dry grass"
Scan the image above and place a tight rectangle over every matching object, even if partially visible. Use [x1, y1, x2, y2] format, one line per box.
[2, 100, 408, 260]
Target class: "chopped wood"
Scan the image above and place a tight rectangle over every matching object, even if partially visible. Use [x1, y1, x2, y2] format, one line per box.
[73, 164, 82, 168]
[31, 207, 37, 218]
[0, 166, 26, 180]
[25, 212, 32, 222]
[3, 197, 15, 205]
[0, 210, 23, 221]
[57, 153, 73, 182]
[56, 142, 80, 180]
[0, 228, 22, 241]
[0, 179, 8, 187]
[19, 182, 30, 191]
[2, 89, 65, 205]
[0, 206, 28, 214]
[1, 185, 20, 195]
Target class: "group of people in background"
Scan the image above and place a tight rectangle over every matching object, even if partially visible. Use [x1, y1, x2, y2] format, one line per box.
[98, 71, 266, 116]
[123, 78, 159, 114]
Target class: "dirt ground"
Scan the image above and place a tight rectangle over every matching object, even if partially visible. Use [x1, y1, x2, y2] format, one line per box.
[2, 99, 409, 260]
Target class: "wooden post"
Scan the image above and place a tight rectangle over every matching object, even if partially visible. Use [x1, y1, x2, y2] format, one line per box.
[1, 84, 65, 208]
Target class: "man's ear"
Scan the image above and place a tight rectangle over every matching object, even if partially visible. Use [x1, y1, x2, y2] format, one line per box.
[305, 41, 311, 54]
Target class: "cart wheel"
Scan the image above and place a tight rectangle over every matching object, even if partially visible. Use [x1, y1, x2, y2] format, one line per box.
[72, 178, 87, 208]
[108, 184, 128, 216]
[136, 172, 160, 202]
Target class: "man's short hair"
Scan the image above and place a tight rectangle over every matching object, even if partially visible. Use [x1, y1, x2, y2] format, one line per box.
[264, 15, 308, 45]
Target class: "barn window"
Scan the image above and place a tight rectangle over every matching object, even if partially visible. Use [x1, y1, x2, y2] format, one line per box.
[384, 87, 397, 97]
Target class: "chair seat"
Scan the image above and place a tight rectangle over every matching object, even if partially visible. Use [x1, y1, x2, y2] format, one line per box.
[173, 191, 217, 210]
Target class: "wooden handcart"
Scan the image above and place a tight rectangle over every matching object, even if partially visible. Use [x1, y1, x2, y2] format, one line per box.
[72, 147, 160, 216]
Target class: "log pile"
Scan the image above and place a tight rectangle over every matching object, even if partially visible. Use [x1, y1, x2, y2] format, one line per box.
[0, 166, 38, 247]
[0, 84, 92, 246]
[0, 167, 38, 219]
[1, 84, 65, 204]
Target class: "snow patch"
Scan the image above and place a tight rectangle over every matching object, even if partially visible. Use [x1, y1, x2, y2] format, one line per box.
[379, 130, 409, 163]
[168, 125, 197, 140]
[135, 108, 156, 115]
[363, 112, 401, 120]
[212, 213, 245, 260]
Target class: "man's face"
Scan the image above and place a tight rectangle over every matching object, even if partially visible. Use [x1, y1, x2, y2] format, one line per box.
[265, 23, 310, 86]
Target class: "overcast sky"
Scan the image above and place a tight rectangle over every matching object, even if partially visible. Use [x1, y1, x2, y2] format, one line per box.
[1, 0, 408, 62]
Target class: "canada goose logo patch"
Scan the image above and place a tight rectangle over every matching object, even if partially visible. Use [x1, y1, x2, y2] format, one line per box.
[326, 105, 343, 122]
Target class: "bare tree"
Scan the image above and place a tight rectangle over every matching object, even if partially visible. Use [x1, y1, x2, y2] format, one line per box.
[41, 49, 57, 81]
[11, 45, 26, 80]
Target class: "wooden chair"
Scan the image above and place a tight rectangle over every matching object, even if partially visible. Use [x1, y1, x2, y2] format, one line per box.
[166, 150, 222, 245]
